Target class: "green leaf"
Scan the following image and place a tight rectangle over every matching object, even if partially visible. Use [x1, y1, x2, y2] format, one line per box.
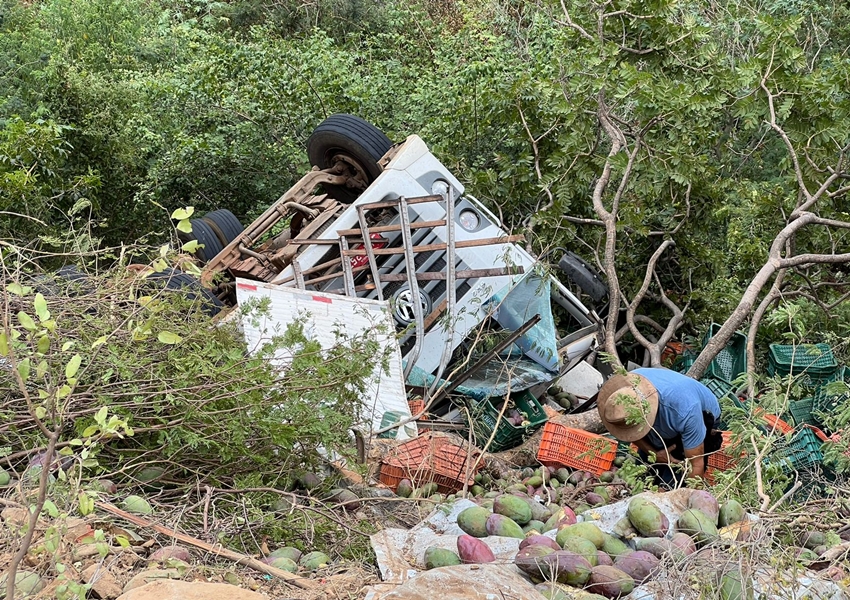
[57, 384, 72, 399]
[171, 206, 194, 220]
[94, 406, 108, 426]
[176, 219, 193, 234]
[158, 331, 183, 345]
[34, 293, 50, 322]
[35, 406, 46, 419]
[181, 239, 200, 253]
[114, 535, 130, 548]
[0, 332, 9, 356]
[43, 500, 59, 518]
[37, 334, 50, 354]
[91, 336, 107, 349]
[65, 354, 82, 380]
[7, 282, 31, 296]
[36, 360, 48, 379]
[61, 341, 75, 351]
[82, 425, 99, 438]
[69, 438, 83, 446]
[153, 258, 169, 272]
[159, 243, 170, 258]
[17, 358, 30, 381]
[78, 493, 94, 516]
[18, 311, 37, 331]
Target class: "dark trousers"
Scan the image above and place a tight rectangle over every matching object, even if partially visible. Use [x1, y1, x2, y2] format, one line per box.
[638, 412, 722, 488]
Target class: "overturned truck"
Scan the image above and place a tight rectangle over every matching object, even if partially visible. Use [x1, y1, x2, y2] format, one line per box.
[193, 115, 607, 444]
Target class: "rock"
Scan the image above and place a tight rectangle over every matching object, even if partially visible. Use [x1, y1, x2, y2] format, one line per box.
[116, 580, 268, 600]
[122, 569, 181, 593]
[0, 570, 45, 598]
[82, 564, 123, 599]
[148, 546, 192, 563]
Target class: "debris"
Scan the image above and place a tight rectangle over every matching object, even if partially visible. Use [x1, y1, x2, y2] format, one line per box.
[82, 564, 124, 599]
[116, 580, 269, 600]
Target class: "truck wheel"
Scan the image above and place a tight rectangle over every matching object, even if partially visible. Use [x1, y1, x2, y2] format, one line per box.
[307, 114, 393, 203]
[558, 251, 608, 303]
[178, 219, 225, 264]
[145, 268, 225, 317]
[202, 209, 244, 246]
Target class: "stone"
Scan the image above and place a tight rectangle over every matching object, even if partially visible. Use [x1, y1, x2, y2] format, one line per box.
[122, 569, 181, 593]
[148, 546, 192, 563]
[82, 564, 123, 599]
[116, 580, 269, 600]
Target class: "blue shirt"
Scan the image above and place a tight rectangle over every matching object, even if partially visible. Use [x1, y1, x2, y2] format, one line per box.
[634, 368, 721, 451]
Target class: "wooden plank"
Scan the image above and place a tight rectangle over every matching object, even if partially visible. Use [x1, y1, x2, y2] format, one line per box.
[341, 235, 524, 257]
[336, 219, 446, 237]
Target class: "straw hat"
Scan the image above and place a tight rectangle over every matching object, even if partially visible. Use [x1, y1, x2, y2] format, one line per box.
[596, 373, 659, 442]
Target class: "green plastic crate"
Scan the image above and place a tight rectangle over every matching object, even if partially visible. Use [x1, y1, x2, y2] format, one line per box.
[702, 323, 747, 383]
[765, 428, 824, 475]
[768, 343, 837, 376]
[786, 396, 822, 428]
[672, 350, 697, 375]
[811, 385, 850, 419]
[700, 376, 746, 410]
[463, 390, 548, 452]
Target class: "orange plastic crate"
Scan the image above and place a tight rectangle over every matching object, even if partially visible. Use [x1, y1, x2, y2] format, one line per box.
[408, 398, 427, 420]
[537, 422, 617, 475]
[378, 432, 480, 494]
[707, 431, 745, 471]
[753, 408, 794, 434]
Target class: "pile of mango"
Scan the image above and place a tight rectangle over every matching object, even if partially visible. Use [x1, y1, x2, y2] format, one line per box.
[422, 489, 758, 599]
[259, 546, 332, 573]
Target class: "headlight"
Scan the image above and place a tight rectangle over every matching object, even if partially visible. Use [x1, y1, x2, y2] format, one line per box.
[458, 209, 480, 231]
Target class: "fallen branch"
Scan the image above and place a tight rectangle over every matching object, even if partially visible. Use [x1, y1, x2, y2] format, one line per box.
[95, 501, 320, 590]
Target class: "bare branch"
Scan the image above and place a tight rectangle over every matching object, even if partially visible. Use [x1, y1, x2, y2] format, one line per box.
[778, 252, 850, 268]
[626, 240, 675, 365]
[746, 270, 786, 398]
[557, 1, 595, 41]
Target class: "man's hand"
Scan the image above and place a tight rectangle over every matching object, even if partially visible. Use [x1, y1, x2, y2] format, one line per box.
[683, 443, 706, 478]
[653, 445, 682, 465]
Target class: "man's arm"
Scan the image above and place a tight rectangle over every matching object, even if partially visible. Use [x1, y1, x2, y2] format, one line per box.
[683, 444, 706, 478]
[633, 436, 681, 464]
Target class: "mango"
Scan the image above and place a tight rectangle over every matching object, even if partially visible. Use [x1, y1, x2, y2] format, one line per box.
[457, 534, 495, 564]
[634, 537, 682, 561]
[597, 550, 614, 567]
[670, 532, 696, 555]
[585, 492, 606, 506]
[586, 565, 635, 598]
[515, 544, 556, 579]
[688, 490, 719, 523]
[555, 468, 571, 484]
[480, 499, 494, 510]
[424, 547, 462, 569]
[626, 497, 666, 537]
[123, 495, 153, 515]
[523, 520, 545, 534]
[556, 522, 605, 549]
[0, 468, 10, 486]
[560, 536, 599, 566]
[470, 485, 486, 497]
[543, 507, 576, 532]
[800, 530, 826, 550]
[421, 482, 438, 497]
[457, 506, 490, 538]
[484, 490, 500, 499]
[720, 568, 755, 600]
[525, 497, 553, 522]
[612, 517, 637, 539]
[396, 479, 413, 498]
[540, 550, 593, 586]
[327, 488, 360, 510]
[299, 551, 331, 571]
[269, 546, 302, 563]
[485, 513, 524, 539]
[718, 499, 746, 528]
[267, 556, 298, 572]
[676, 509, 718, 546]
[519, 534, 561, 552]
[526, 475, 544, 488]
[795, 547, 818, 563]
[494, 494, 533, 525]
[614, 550, 659, 583]
[601, 534, 632, 558]
[592, 486, 611, 502]
[599, 471, 615, 483]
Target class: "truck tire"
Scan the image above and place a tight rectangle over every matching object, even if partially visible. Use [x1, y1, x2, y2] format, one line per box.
[178, 219, 225, 264]
[202, 209, 244, 246]
[307, 114, 393, 203]
[145, 268, 224, 317]
[558, 251, 608, 303]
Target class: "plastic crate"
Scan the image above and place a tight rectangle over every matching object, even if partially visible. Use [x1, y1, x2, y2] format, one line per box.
[700, 376, 747, 410]
[768, 343, 837, 376]
[811, 384, 850, 418]
[707, 431, 744, 471]
[753, 410, 794, 435]
[408, 398, 427, 420]
[463, 390, 548, 452]
[786, 397, 822, 428]
[537, 422, 617, 475]
[765, 428, 824, 475]
[672, 351, 697, 374]
[702, 323, 747, 383]
[378, 432, 481, 494]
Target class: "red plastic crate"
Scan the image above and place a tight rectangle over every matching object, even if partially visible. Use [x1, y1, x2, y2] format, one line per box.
[537, 422, 617, 475]
[378, 432, 480, 494]
[707, 431, 745, 471]
[754, 409, 794, 434]
[408, 398, 427, 420]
